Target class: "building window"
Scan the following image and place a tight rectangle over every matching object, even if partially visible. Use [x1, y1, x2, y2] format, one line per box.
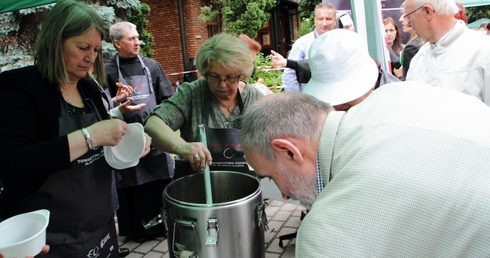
[207, 23, 221, 38]
[259, 31, 271, 47]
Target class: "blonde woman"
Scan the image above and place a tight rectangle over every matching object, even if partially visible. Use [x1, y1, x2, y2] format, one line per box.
[145, 34, 263, 180]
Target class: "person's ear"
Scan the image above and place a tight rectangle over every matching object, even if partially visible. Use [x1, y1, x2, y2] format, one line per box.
[113, 39, 122, 50]
[271, 139, 304, 164]
[423, 4, 435, 19]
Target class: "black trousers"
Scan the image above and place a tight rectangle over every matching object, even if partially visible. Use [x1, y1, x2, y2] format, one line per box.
[116, 179, 171, 238]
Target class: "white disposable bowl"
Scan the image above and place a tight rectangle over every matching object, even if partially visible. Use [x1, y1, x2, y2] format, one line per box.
[0, 209, 50, 258]
[104, 145, 139, 169]
[111, 123, 145, 163]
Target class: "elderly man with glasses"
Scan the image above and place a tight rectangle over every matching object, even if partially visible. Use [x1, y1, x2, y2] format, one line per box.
[403, 0, 490, 105]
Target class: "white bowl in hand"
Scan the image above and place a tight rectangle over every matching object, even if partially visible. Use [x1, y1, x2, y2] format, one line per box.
[104, 145, 139, 169]
[105, 123, 145, 169]
[0, 209, 50, 258]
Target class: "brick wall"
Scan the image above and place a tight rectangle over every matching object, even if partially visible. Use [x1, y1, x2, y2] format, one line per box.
[142, 0, 208, 85]
[183, 1, 208, 63]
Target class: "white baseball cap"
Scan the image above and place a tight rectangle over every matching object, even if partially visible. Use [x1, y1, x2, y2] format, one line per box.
[304, 29, 378, 106]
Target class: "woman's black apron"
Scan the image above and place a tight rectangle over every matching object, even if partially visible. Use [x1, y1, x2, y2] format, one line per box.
[173, 91, 254, 180]
[37, 93, 118, 257]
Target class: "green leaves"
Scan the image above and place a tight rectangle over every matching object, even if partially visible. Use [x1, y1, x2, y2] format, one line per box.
[0, 0, 154, 70]
[200, 0, 276, 38]
[250, 52, 283, 92]
[466, 5, 490, 24]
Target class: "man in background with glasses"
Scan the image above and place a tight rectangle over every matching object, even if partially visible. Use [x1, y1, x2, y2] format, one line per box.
[403, 0, 490, 106]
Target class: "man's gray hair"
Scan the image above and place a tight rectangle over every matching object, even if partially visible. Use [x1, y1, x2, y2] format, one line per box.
[315, 2, 336, 16]
[241, 93, 332, 160]
[109, 21, 137, 43]
[411, 0, 459, 16]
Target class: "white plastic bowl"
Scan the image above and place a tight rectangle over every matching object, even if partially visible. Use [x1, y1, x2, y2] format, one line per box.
[111, 123, 146, 163]
[0, 209, 50, 258]
[104, 145, 139, 169]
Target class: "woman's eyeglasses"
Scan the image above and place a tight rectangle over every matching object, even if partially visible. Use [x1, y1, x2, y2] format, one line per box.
[206, 73, 241, 85]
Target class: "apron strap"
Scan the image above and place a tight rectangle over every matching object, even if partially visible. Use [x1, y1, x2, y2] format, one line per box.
[91, 75, 113, 110]
[79, 86, 104, 121]
[116, 54, 153, 93]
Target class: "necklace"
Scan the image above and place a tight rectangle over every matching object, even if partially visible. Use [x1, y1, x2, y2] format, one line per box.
[218, 103, 234, 113]
[214, 96, 236, 114]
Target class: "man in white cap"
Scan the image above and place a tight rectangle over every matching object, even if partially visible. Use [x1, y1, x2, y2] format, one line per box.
[270, 29, 399, 91]
[303, 29, 379, 110]
[240, 28, 490, 256]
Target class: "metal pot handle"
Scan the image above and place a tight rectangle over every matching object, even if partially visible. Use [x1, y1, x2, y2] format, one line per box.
[142, 207, 163, 229]
[205, 218, 219, 246]
[172, 218, 199, 258]
[255, 201, 269, 232]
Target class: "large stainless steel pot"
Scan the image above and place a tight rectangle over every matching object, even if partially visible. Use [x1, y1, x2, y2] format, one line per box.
[162, 171, 268, 258]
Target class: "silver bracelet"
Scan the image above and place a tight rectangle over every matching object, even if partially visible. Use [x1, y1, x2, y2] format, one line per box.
[81, 128, 95, 150]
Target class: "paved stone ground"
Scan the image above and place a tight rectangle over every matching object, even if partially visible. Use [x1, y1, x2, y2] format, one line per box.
[118, 200, 305, 258]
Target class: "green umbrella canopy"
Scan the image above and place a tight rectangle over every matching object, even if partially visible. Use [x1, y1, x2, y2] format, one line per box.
[0, 0, 57, 13]
[467, 18, 490, 29]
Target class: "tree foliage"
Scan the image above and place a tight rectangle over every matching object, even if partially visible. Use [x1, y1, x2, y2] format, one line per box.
[298, 0, 319, 19]
[250, 52, 282, 88]
[466, 5, 490, 23]
[0, 0, 154, 70]
[199, 0, 276, 38]
[297, 0, 319, 36]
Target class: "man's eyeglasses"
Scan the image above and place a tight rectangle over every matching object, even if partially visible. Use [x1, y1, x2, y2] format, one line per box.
[403, 5, 423, 20]
[206, 73, 241, 85]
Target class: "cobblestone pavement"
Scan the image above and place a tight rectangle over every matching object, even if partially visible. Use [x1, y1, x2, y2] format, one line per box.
[118, 200, 305, 258]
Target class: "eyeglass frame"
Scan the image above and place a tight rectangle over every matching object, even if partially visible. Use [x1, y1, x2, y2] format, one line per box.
[205, 73, 241, 85]
[403, 5, 424, 20]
